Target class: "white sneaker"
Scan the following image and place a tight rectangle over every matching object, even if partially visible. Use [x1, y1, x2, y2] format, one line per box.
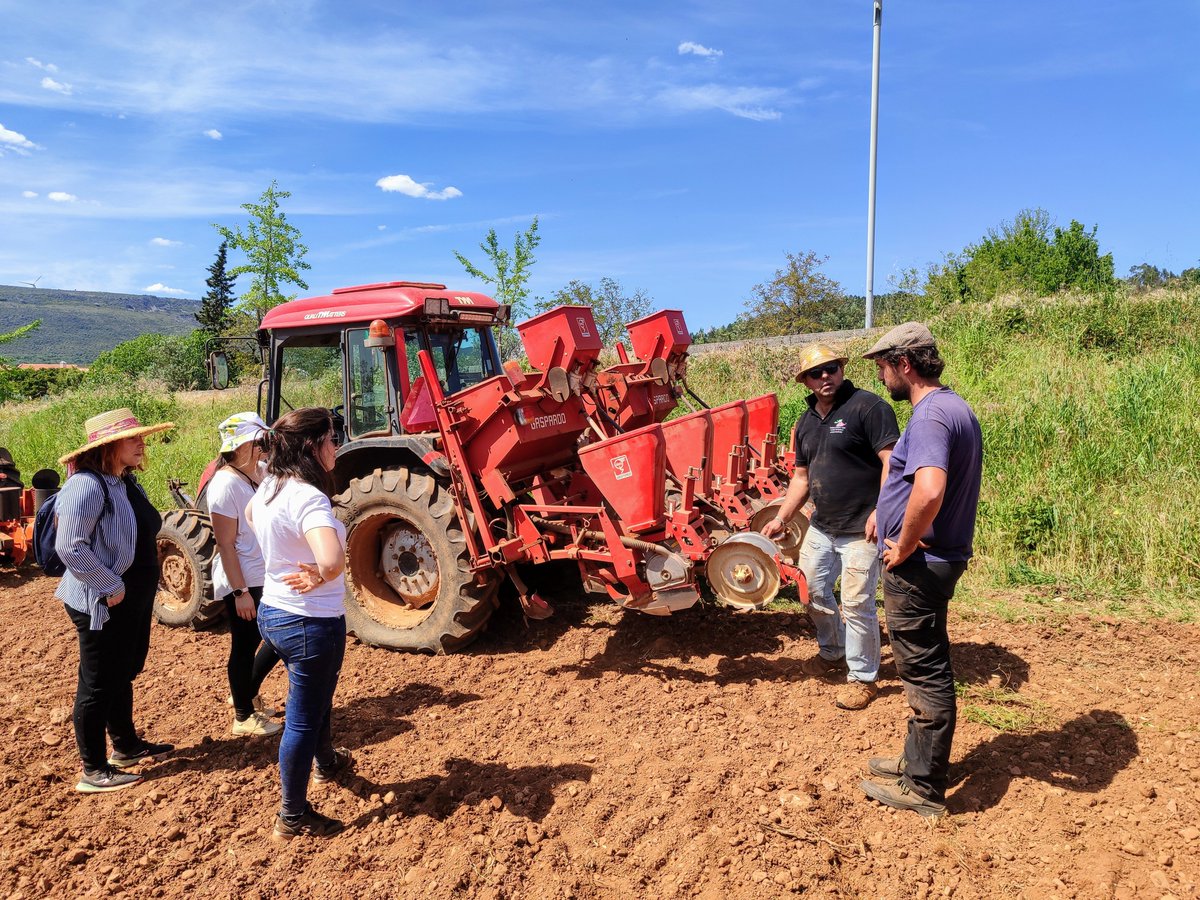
[231, 712, 282, 737]
[226, 694, 276, 717]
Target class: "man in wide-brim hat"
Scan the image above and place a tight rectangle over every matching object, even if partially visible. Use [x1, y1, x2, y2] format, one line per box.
[55, 407, 177, 794]
[764, 343, 899, 711]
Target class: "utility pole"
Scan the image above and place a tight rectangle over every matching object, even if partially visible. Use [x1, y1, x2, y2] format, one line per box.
[865, 0, 882, 328]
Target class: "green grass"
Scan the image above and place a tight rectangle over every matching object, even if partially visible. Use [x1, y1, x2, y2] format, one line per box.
[955, 683, 1052, 733]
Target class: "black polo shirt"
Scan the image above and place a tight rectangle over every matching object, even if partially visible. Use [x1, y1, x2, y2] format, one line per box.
[792, 379, 900, 536]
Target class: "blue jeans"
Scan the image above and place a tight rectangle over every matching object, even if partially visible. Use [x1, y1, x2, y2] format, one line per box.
[256, 605, 346, 820]
[797, 525, 881, 683]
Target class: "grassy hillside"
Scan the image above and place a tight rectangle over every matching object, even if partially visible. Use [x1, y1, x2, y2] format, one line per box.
[684, 286, 1200, 620]
[2, 285, 1196, 619]
[0, 284, 199, 365]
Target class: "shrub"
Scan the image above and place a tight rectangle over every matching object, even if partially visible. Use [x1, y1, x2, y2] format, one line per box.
[89, 331, 208, 390]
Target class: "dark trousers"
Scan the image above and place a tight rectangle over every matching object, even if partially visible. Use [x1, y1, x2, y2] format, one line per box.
[65, 564, 158, 771]
[882, 557, 967, 803]
[256, 604, 346, 820]
[222, 587, 281, 720]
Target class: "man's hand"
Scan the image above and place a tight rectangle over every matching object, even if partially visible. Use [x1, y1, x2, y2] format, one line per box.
[865, 509, 878, 543]
[106, 588, 126, 607]
[762, 515, 786, 539]
[882, 537, 930, 570]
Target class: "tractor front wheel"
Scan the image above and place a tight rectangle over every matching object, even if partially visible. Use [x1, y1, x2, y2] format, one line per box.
[155, 510, 223, 629]
[336, 467, 498, 654]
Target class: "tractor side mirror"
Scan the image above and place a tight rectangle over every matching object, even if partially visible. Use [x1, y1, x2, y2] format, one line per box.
[207, 351, 231, 390]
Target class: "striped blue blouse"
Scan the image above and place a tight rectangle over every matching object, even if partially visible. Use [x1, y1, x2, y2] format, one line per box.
[53, 471, 141, 630]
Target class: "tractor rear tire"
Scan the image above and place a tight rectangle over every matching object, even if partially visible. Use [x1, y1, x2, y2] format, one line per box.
[336, 467, 498, 654]
[155, 509, 224, 630]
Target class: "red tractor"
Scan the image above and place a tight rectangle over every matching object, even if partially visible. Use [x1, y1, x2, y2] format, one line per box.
[155, 281, 807, 653]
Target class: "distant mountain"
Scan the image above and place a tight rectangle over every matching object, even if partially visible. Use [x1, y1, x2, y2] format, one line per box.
[0, 285, 201, 365]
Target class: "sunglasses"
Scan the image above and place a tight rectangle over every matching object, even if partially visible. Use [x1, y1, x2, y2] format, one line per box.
[803, 362, 842, 379]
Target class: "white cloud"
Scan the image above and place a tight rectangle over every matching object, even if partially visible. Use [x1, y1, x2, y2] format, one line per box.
[150, 237, 181, 247]
[25, 58, 58, 73]
[203, 128, 222, 140]
[376, 174, 462, 201]
[47, 191, 78, 202]
[377, 224, 387, 231]
[41, 77, 73, 96]
[144, 283, 188, 295]
[21, 191, 38, 199]
[678, 42, 723, 59]
[657, 84, 783, 121]
[0, 123, 39, 155]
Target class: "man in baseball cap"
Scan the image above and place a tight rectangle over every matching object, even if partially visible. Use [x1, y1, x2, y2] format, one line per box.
[858, 322, 983, 819]
[764, 342, 899, 710]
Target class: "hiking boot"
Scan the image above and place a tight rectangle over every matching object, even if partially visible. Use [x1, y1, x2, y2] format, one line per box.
[76, 767, 144, 793]
[835, 681, 878, 710]
[271, 806, 344, 840]
[860, 778, 947, 819]
[313, 748, 354, 783]
[108, 741, 174, 769]
[232, 712, 282, 737]
[867, 755, 906, 778]
[798, 654, 847, 677]
[227, 694, 276, 717]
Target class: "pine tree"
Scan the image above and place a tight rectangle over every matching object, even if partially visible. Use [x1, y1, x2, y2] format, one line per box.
[195, 240, 236, 336]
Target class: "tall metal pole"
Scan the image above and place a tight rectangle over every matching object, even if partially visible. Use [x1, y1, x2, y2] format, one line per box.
[865, 0, 882, 329]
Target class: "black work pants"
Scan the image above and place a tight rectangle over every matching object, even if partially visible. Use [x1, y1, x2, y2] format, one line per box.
[65, 564, 158, 771]
[882, 557, 967, 804]
[222, 587, 280, 720]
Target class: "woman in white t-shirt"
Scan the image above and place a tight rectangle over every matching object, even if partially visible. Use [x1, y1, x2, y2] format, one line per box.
[248, 407, 350, 840]
[209, 412, 281, 738]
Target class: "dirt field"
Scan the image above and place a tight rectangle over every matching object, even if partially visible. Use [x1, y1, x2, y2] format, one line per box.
[1, 568, 1197, 900]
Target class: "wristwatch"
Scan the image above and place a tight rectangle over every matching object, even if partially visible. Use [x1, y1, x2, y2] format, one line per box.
[232, 588, 248, 598]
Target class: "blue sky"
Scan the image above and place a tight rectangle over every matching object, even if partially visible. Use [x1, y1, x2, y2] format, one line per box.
[2, 1, 1197, 330]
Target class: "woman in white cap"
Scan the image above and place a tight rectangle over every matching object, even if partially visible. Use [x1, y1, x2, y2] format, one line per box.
[56, 408, 176, 793]
[209, 412, 281, 738]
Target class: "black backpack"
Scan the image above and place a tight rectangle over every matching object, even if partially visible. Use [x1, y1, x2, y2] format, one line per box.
[33, 471, 112, 577]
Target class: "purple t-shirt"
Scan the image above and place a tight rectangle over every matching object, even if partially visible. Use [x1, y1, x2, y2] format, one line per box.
[876, 387, 983, 563]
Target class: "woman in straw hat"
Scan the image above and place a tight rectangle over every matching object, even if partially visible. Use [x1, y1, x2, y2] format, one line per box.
[247, 407, 350, 840]
[208, 412, 281, 738]
[55, 408, 176, 793]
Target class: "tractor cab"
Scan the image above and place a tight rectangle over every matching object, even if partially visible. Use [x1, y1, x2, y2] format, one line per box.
[257, 281, 506, 444]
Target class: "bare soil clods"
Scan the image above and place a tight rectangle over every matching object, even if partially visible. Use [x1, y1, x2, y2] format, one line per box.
[0, 569, 1197, 899]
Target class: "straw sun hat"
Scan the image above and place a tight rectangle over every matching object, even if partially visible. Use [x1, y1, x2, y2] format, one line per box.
[59, 408, 175, 466]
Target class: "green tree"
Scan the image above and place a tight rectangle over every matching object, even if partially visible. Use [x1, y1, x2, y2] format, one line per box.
[195, 240, 237, 336]
[1125, 263, 1175, 291]
[535, 277, 653, 347]
[214, 180, 311, 324]
[736, 251, 847, 338]
[926, 208, 1115, 303]
[0, 320, 40, 365]
[0, 319, 43, 403]
[454, 217, 540, 358]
